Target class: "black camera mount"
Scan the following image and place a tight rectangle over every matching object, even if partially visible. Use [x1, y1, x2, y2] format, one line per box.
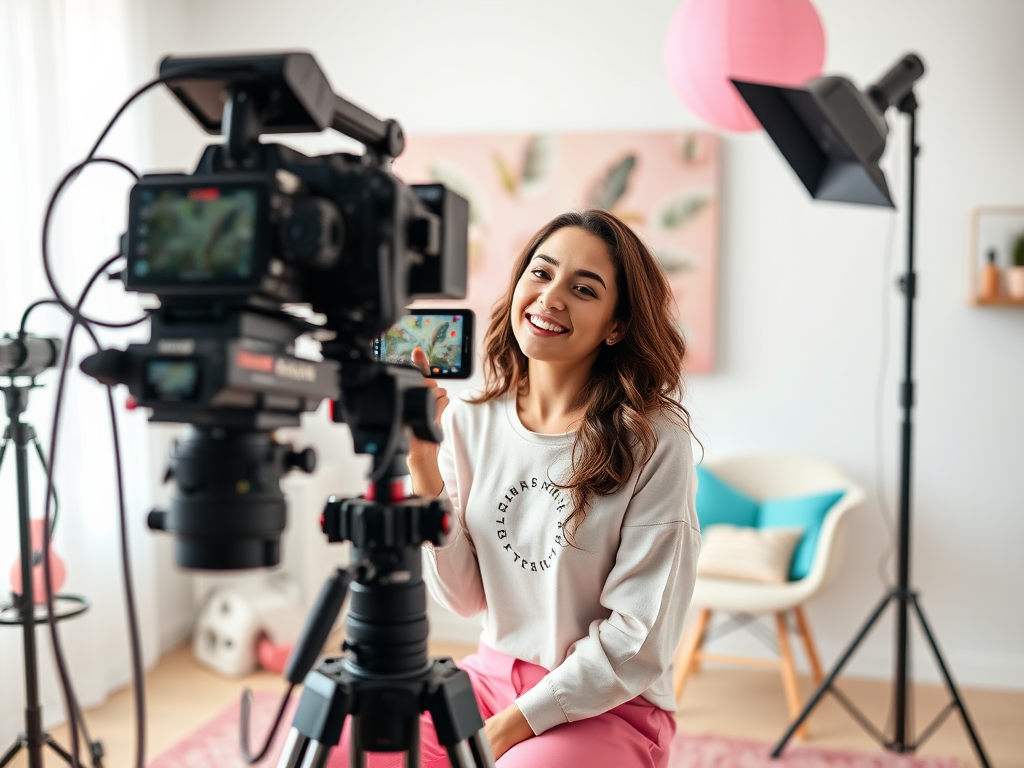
[253, 368, 494, 768]
[271, 485, 492, 768]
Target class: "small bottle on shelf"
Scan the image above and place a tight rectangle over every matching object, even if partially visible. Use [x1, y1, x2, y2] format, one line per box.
[979, 248, 1001, 301]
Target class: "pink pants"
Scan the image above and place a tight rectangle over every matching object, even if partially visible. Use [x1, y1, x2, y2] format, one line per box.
[325, 643, 676, 768]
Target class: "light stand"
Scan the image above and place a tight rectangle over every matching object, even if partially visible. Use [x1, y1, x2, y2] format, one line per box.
[0, 382, 102, 768]
[731, 55, 992, 766]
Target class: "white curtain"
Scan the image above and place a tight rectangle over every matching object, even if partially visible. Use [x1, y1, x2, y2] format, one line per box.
[0, 0, 164, 742]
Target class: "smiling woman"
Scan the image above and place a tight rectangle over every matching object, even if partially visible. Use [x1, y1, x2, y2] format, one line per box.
[350, 209, 702, 768]
[476, 210, 694, 541]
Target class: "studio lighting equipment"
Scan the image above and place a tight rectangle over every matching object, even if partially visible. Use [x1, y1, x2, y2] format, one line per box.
[1, 335, 103, 768]
[732, 54, 992, 766]
[0, 333, 62, 378]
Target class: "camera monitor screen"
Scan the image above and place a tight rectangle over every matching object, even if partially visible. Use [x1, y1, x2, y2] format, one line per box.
[373, 310, 474, 378]
[130, 185, 260, 284]
[145, 358, 201, 401]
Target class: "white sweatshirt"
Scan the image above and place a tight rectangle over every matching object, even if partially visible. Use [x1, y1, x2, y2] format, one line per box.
[422, 393, 700, 735]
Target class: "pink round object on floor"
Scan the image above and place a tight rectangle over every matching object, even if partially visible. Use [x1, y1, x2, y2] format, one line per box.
[664, 0, 826, 132]
[256, 636, 292, 675]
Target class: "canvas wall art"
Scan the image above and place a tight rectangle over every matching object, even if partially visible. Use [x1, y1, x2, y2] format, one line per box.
[393, 131, 720, 374]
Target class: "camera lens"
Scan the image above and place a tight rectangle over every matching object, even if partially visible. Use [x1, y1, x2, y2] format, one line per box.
[158, 426, 289, 569]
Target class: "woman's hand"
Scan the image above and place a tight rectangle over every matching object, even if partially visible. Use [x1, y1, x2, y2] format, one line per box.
[484, 703, 534, 760]
[406, 346, 449, 497]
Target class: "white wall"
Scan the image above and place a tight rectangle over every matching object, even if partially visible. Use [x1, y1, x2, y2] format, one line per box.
[136, 0, 1024, 691]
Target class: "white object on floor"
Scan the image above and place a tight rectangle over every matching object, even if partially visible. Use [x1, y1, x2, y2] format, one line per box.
[192, 574, 303, 677]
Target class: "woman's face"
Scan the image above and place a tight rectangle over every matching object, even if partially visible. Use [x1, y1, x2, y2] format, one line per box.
[510, 226, 623, 370]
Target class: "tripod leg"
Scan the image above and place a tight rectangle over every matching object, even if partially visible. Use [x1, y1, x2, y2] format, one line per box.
[444, 739, 475, 768]
[425, 661, 494, 768]
[0, 737, 24, 768]
[68, 685, 103, 768]
[298, 740, 331, 768]
[468, 730, 496, 768]
[349, 720, 364, 768]
[277, 728, 311, 768]
[404, 726, 420, 768]
[910, 596, 992, 768]
[43, 734, 76, 765]
[772, 589, 895, 758]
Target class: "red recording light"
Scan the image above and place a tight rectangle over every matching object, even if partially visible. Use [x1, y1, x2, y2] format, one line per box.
[125, 396, 138, 411]
[188, 187, 220, 201]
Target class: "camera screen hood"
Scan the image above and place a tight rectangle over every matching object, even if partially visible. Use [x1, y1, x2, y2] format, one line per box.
[159, 52, 405, 159]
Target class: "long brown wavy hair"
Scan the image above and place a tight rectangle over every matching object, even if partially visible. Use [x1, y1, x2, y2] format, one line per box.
[472, 209, 692, 542]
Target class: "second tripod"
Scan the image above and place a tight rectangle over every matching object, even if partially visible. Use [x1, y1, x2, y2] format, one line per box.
[0, 383, 104, 768]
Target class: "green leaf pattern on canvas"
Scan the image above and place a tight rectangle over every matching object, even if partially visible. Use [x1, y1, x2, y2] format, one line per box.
[589, 154, 636, 210]
[522, 135, 555, 187]
[659, 192, 712, 230]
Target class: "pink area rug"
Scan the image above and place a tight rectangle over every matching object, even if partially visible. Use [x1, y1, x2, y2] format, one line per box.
[148, 691, 964, 768]
[670, 732, 963, 768]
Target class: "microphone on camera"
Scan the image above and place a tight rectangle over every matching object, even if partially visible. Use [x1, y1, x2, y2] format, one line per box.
[0, 333, 63, 378]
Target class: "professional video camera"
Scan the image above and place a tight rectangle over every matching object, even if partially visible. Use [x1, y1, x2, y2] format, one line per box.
[81, 52, 469, 570]
[80, 52, 491, 767]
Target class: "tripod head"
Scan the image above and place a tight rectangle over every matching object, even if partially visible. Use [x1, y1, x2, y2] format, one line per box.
[281, 375, 450, 686]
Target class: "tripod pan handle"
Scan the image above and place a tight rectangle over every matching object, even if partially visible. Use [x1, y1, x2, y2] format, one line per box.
[285, 568, 353, 684]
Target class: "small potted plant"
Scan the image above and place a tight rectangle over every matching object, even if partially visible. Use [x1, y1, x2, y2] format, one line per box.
[1009, 232, 1024, 299]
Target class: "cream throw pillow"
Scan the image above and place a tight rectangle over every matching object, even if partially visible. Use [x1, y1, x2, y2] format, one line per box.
[697, 524, 805, 584]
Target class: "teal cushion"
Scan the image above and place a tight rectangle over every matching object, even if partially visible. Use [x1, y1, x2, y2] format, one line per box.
[758, 490, 845, 580]
[695, 466, 759, 530]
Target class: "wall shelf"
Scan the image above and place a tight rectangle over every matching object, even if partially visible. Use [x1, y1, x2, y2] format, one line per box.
[968, 206, 1024, 306]
[969, 296, 1024, 307]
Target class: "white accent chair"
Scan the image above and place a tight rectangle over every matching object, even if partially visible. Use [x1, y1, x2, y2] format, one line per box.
[673, 455, 865, 737]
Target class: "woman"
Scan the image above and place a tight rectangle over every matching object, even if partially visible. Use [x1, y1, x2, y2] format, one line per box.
[341, 209, 700, 767]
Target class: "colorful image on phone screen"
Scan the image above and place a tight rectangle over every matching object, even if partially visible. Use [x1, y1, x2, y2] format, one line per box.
[378, 314, 466, 375]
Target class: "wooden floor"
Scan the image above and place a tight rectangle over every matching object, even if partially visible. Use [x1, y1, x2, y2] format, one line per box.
[6, 641, 1022, 768]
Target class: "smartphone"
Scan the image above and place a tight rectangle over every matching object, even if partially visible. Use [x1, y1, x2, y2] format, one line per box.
[373, 309, 474, 378]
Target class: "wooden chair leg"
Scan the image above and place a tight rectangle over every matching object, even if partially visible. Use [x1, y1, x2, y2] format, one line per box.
[673, 608, 711, 702]
[775, 611, 808, 740]
[794, 606, 824, 685]
[689, 645, 704, 676]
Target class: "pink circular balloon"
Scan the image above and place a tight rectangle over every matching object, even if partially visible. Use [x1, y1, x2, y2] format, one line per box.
[665, 0, 826, 132]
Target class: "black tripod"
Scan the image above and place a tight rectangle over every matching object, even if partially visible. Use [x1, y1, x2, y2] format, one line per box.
[273, 476, 494, 768]
[772, 94, 991, 766]
[240, 361, 494, 768]
[0, 383, 103, 768]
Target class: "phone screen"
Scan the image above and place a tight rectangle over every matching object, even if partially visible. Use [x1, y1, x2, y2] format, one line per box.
[373, 310, 474, 378]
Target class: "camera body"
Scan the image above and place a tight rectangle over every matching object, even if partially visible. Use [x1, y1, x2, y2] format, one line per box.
[89, 140, 467, 428]
[125, 147, 468, 344]
[81, 52, 469, 568]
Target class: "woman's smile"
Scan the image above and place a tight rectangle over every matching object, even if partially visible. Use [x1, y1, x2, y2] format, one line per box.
[526, 312, 569, 335]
